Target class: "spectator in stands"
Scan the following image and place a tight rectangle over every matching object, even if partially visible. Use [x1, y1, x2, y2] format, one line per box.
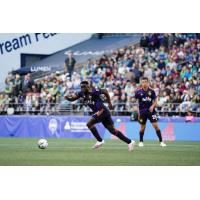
[140, 34, 149, 48]
[124, 80, 135, 102]
[32, 93, 40, 114]
[107, 87, 114, 100]
[15, 91, 25, 113]
[0, 93, 5, 114]
[40, 88, 47, 105]
[179, 96, 192, 113]
[190, 94, 200, 112]
[118, 93, 127, 112]
[66, 77, 73, 89]
[118, 64, 127, 75]
[162, 33, 169, 49]
[21, 73, 33, 94]
[143, 65, 153, 80]
[25, 93, 32, 113]
[49, 83, 60, 103]
[81, 65, 88, 79]
[125, 69, 135, 82]
[157, 59, 166, 70]
[184, 68, 192, 80]
[12, 74, 22, 97]
[132, 64, 141, 83]
[64, 51, 76, 80]
[4, 76, 13, 97]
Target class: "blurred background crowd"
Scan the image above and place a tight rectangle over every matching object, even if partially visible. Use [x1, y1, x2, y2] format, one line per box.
[1, 33, 200, 116]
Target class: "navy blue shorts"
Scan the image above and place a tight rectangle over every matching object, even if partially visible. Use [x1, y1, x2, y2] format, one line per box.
[138, 111, 158, 125]
[92, 110, 114, 127]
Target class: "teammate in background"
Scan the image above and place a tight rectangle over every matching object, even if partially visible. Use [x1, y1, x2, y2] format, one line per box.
[135, 77, 166, 147]
[65, 81, 135, 151]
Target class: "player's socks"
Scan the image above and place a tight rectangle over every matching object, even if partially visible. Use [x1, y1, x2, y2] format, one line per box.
[90, 126, 102, 142]
[156, 129, 162, 142]
[139, 131, 144, 142]
[114, 130, 131, 144]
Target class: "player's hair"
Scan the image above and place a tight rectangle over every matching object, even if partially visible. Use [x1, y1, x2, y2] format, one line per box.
[80, 80, 89, 85]
[141, 77, 148, 81]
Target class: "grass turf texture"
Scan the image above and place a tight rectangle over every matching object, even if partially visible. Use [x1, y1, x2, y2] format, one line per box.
[0, 138, 200, 166]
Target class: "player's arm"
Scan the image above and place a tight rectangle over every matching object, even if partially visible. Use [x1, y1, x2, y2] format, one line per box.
[150, 98, 157, 108]
[64, 93, 80, 102]
[149, 92, 157, 112]
[101, 89, 113, 110]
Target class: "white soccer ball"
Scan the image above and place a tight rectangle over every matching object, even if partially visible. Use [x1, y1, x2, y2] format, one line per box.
[37, 139, 48, 149]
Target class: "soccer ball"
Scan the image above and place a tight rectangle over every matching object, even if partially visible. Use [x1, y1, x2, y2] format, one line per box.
[37, 139, 48, 149]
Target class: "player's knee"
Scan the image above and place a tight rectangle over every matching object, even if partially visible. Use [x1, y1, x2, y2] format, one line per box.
[153, 124, 159, 131]
[140, 126, 146, 132]
[140, 128, 145, 132]
[112, 129, 119, 136]
[140, 130, 145, 135]
[155, 127, 160, 132]
[86, 122, 93, 129]
[108, 126, 117, 135]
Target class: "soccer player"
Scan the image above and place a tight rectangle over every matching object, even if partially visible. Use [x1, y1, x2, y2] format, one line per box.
[65, 81, 135, 151]
[135, 77, 166, 147]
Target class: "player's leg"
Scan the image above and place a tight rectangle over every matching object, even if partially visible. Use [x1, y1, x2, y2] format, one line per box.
[139, 124, 146, 147]
[102, 118, 135, 151]
[151, 119, 167, 147]
[138, 114, 147, 147]
[151, 122, 162, 142]
[86, 117, 104, 149]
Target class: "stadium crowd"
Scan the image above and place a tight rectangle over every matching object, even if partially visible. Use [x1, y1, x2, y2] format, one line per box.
[0, 33, 200, 116]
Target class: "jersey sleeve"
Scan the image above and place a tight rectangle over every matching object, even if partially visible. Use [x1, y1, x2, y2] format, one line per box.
[135, 90, 139, 99]
[93, 88, 103, 96]
[75, 91, 83, 98]
[152, 90, 156, 100]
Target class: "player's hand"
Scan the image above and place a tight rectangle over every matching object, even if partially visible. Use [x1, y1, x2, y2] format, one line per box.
[108, 102, 113, 110]
[65, 96, 71, 101]
[149, 105, 154, 113]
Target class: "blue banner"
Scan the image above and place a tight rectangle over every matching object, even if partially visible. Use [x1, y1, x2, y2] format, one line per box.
[0, 116, 199, 141]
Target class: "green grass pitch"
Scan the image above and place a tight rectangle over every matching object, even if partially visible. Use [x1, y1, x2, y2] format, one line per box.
[0, 138, 200, 166]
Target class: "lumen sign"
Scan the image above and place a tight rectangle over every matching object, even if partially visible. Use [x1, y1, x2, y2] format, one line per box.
[0, 33, 57, 55]
[30, 66, 51, 72]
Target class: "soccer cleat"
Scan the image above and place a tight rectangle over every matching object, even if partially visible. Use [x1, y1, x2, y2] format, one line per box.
[138, 142, 144, 147]
[160, 142, 167, 147]
[92, 140, 105, 149]
[128, 140, 136, 151]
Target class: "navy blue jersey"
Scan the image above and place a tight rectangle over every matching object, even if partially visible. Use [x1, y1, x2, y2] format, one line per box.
[76, 88, 108, 113]
[135, 87, 156, 114]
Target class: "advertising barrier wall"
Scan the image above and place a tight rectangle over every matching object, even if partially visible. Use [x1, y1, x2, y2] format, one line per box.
[0, 116, 199, 141]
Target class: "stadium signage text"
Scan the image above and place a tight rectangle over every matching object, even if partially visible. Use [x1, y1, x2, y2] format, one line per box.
[30, 66, 51, 72]
[0, 33, 57, 55]
[65, 50, 113, 56]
